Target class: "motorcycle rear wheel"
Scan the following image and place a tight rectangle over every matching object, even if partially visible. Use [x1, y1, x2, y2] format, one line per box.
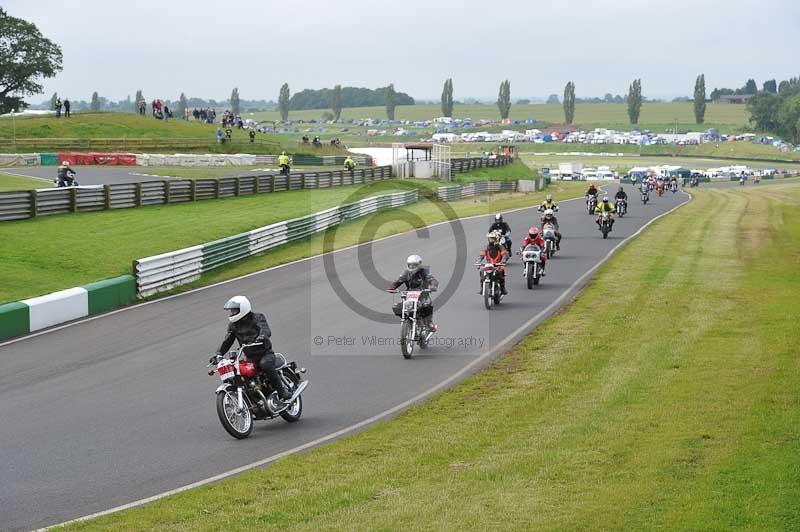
[216, 390, 253, 439]
[400, 320, 415, 359]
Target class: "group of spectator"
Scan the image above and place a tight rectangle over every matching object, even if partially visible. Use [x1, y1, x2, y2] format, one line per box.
[53, 97, 71, 118]
[151, 99, 172, 121]
[192, 108, 217, 123]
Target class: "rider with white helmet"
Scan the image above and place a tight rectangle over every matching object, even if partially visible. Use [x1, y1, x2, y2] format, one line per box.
[489, 213, 512, 254]
[214, 296, 292, 401]
[388, 255, 439, 332]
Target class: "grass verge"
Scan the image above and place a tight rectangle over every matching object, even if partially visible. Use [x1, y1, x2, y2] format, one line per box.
[0, 178, 584, 303]
[62, 183, 800, 531]
[0, 172, 51, 191]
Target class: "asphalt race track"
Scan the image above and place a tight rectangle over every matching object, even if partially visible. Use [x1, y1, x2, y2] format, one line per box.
[2, 165, 282, 186]
[0, 183, 688, 531]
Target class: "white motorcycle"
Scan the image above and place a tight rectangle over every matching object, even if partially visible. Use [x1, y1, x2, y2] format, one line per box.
[519, 244, 544, 289]
[389, 289, 435, 359]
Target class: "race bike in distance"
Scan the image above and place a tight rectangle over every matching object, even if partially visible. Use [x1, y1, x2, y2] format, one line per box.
[586, 195, 598, 215]
[615, 199, 627, 217]
[542, 223, 558, 258]
[641, 186, 650, 204]
[388, 288, 435, 359]
[208, 343, 308, 439]
[599, 211, 613, 239]
[670, 180, 678, 193]
[519, 244, 544, 289]
[476, 261, 506, 310]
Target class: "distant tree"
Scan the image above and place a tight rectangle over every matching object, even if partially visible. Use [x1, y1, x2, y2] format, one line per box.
[744, 78, 757, 94]
[563, 81, 575, 124]
[230, 87, 240, 115]
[441, 78, 454, 117]
[693, 74, 706, 124]
[497, 79, 511, 119]
[177, 92, 188, 117]
[613, 95, 625, 104]
[0, 8, 63, 114]
[747, 92, 780, 131]
[331, 84, 342, 120]
[778, 80, 791, 96]
[763, 79, 777, 94]
[546, 94, 559, 104]
[89, 91, 100, 111]
[385, 83, 397, 120]
[49, 92, 58, 110]
[775, 95, 800, 144]
[134, 89, 144, 111]
[626, 79, 642, 124]
[278, 83, 290, 121]
[603, 93, 614, 103]
[516, 98, 531, 105]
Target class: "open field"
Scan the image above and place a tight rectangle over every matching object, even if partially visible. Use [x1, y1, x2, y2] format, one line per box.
[0, 172, 51, 191]
[0, 175, 582, 303]
[61, 182, 800, 532]
[248, 103, 751, 132]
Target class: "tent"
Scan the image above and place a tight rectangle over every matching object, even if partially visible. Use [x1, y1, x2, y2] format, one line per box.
[668, 167, 691, 179]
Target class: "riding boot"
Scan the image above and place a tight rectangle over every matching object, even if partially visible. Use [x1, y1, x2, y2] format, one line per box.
[266, 370, 292, 401]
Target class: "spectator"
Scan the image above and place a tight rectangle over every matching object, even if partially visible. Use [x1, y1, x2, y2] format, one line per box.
[249, 129, 256, 143]
[225, 126, 232, 141]
[217, 127, 224, 144]
[151, 100, 157, 117]
[63, 98, 71, 118]
[54, 97, 62, 118]
[184, 107, 190, 121]
[163, 104, 170, 122]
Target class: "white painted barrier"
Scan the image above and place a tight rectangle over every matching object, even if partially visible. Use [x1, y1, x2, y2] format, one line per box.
[22, 287, 89, 332]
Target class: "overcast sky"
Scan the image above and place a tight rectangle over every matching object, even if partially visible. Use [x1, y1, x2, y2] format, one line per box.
[6, 0, 799, 103]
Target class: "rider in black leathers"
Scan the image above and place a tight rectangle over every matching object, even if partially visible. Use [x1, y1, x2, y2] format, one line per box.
[57, 163, 77, 187]
[489, 214, 512, 252]
[388, 255, 439, 331]
[214, 296, 291, 401]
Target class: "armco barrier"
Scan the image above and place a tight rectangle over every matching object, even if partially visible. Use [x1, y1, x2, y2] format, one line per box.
[436, 180, 518, 201]
[0, 165, 393, 222]
[0, 275, 137, 341]
[450, 156, 512, 174]
[134, 190, 418, 297]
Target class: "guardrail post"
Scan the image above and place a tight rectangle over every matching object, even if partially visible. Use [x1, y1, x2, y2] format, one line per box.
[29, 190, 37, 218]
[215, 179, 221, 199]
[165, 180, 171, 204]
[70, 187, 78, 212]
[235, 177, 241, 196]
[135, 182, 143, 208]
[190, 179, 197, 201]
[254, 175, 260, 194]
[104, 184, 111, 210]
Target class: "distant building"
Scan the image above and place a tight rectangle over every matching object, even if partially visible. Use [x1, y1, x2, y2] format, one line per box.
[714, 94, 754, 104]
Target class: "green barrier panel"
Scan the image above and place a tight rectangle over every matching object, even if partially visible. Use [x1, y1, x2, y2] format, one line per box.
[83, 275, 136, 315]
[0, 301, 30, 340]
[40, 153, 59, 166]
[202, 233, 251, 270]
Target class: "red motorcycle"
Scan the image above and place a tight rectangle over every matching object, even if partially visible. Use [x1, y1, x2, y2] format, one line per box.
[208, 343, 308, 439]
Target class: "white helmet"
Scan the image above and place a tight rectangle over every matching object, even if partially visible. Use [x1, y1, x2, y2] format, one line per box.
[406, 254, 423, 272]
[223, 295, 251, 323]
[494, 213, 503, 221]
[544, 208, 554, 217]
[545, 194, 553, 201]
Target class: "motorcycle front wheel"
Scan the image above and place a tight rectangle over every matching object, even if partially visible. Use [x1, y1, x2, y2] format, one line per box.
[280, 372, 303, 422]
[483, 281, 493, 310]
[526, 265, 534, 289]
[400, 320, 415, 359]
[216, 389, 253, 439]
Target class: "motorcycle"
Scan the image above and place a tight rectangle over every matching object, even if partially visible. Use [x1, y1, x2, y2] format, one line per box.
[670, 181, 678, 193]
[739, 176, 745, 186]
[586, 195, 597, 215]
[599, 211, 613, 239]
[208, 343, 308, 439]
[542, 223, 558, 258]
[641, 187, 649, 204]
[519, 244, 543, 289]
[55, 170, 79, 187]
[615, 199, 627, 217]
[656, 185, 665, 197]
[477, 261, 506, 310]
[690, 177, 700, 188]
[389, 289, 434, 359]
[279, 163, 291, 176]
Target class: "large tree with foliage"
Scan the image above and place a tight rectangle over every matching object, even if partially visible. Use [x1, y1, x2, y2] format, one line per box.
[693, 74, 706, 124]
[563, 81, 576, 124]
[278, 83, 290, 121]
[0, 8, 63, 114]
[497, 79, 511, 120]
[134, 89, 144, 111]
[744, 78, 758, 94]
[627, 79, 642, 125]
[331, 84, 342, 120]
[385, 83, 397, 120]
[49, 92, 58, 110]
[762, 79, 777, 94]
[90, 91, 100, 111]
[441, 78, 454, 117]
[229, 87, 240, 115]
[177, 93, 188, 117]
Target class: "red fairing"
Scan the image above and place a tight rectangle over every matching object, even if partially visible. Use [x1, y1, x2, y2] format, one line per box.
[238, 361, 259, 378]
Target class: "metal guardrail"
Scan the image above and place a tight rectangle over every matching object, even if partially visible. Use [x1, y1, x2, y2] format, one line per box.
[134, 190, 418, 297]
[436, 180, 518, 201]
[450, 156, 512, 174]
[0, 165, 393, 222]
